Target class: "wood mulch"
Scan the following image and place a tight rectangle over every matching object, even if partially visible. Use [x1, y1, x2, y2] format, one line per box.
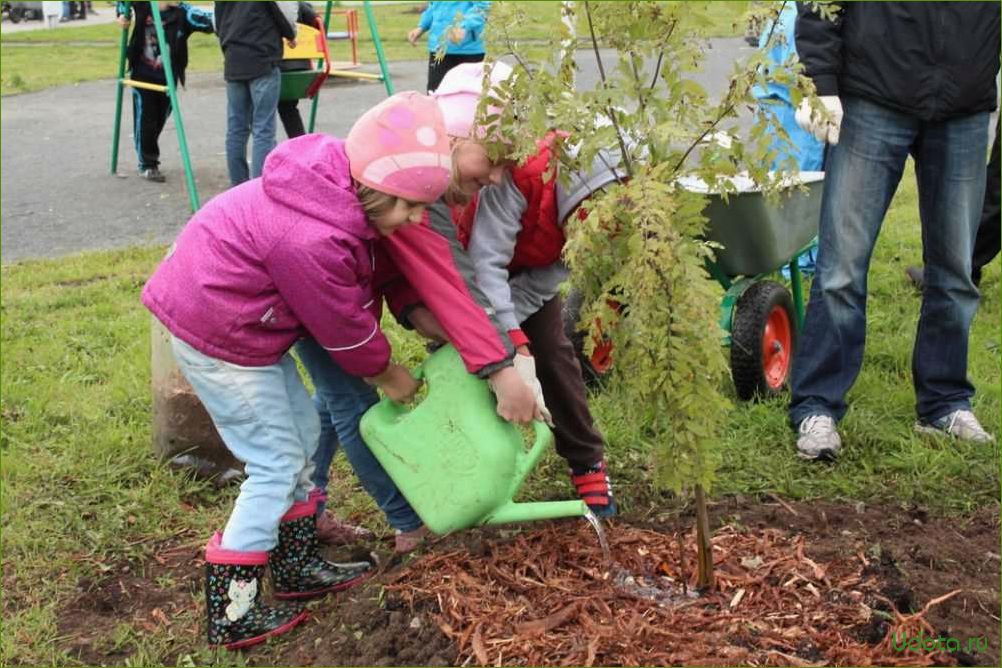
[386, 521, 956, 666]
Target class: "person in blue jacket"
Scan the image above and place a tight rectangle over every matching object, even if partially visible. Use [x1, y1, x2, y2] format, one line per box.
[752, 3, 824, 278]
[752, 3, 824, 172]
[407, 1, 490, 92]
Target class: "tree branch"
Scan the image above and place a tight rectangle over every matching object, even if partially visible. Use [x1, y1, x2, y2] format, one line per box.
[669, 1, 787, 174]
[583, 1, 633, 178]
[648, 17, 676, 90]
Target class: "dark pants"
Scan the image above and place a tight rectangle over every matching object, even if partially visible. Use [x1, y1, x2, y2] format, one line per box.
[131, 86, 172, 170]
[972, 123, 1001, 286]
[520, 295, 605, 469]
[278, 99, 306, 139]
[427, 52, 484, 92]
[790, 96, 989, 425]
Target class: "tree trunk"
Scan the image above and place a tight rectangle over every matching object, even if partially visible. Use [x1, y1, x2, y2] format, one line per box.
[694, 483, 715, 590]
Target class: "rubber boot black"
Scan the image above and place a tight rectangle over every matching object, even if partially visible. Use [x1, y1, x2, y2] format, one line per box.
[269, 497, 372, 600]
[204, 532, 307, 649]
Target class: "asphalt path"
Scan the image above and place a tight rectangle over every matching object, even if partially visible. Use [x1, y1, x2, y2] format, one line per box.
[0, 38, 755, 263]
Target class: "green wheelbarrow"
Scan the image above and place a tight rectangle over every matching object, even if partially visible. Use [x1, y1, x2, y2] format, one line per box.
[563, 171, 824, 401]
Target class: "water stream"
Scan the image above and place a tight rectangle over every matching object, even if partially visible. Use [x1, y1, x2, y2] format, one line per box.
[583, 508, 612, 565]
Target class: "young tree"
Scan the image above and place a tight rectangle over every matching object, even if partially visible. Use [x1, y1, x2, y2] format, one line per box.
[482, 0, 813, 588]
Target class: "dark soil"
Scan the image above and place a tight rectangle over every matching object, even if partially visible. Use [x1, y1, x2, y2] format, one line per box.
[50, 497, 999, 666]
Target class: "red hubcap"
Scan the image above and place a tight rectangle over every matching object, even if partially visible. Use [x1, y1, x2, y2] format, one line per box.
[590, 339, 614, 375]
[761, 305, 792, 389]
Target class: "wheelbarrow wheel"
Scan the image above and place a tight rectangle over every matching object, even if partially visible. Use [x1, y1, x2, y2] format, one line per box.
[730, 280, 796, 401]
[561, 289, 613, 386]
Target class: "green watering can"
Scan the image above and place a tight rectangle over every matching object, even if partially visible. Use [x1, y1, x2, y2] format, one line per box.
[360, 345, 588, 535]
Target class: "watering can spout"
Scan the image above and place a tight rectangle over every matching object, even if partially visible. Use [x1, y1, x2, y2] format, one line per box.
[484, 499, 589, 526]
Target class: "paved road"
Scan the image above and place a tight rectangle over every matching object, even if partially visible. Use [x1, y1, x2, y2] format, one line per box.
[0, 8, 118, 33]
[0, 38, 755, 263]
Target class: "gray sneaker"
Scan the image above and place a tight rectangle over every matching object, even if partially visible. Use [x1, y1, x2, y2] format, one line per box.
[139, 166, 166, 183]
[915, 409, 995, 444]
[796, 415, 841, 460]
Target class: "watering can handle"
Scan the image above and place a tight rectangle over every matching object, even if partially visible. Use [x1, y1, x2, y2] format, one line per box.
[524, 418, 555, 473]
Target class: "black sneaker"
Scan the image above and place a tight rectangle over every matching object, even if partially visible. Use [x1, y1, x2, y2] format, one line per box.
[139, 167, 165, 183]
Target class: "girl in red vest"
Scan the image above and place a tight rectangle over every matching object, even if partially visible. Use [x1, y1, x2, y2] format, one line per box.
[436, 63, 625, 516]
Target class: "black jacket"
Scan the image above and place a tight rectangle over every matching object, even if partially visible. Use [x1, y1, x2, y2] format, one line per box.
[796, 2, 1000, 121]
[116, 1, 214, 87]
[280, 2, 319, 72]
[214, 1, 297, 82]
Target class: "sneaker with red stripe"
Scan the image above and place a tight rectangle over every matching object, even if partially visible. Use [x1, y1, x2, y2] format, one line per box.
[570, 459, 617, 518]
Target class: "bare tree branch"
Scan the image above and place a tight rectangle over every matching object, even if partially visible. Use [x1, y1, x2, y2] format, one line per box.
[583, 1, 634, 178]
[669, 1, 788, 174]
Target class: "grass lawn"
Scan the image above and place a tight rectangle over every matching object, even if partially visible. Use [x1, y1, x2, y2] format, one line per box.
[2, 157, 998, 664]
[0, 1, 750, 96]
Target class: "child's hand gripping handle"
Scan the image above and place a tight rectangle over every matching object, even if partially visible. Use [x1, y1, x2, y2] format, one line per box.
[366, 363, 422, 404]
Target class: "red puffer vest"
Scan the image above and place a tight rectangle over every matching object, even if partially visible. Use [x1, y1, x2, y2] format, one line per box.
[453, 136, 565, 273]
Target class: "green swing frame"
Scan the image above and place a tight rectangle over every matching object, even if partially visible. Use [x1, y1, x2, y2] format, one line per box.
[110, 0, 395, 213]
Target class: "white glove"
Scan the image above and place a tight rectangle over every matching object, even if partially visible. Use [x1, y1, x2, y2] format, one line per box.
[795, 95, 843, 145]
[513, 354, 554, 427]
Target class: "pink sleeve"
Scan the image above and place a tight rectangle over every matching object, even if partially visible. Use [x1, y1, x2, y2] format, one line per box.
[379, 205, 514, 378]
[372, 242, 422, 322]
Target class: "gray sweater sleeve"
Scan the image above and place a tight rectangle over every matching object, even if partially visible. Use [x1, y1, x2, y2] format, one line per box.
[509, 263, 570, 323]
[467, 173, 528, 333]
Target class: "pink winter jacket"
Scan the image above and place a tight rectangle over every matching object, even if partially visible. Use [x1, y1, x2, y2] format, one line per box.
[141, 135, 393, 378]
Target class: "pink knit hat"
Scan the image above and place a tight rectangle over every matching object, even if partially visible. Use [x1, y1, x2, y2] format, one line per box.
[345, 91, 452, 203]
[431, 61, 514, 139]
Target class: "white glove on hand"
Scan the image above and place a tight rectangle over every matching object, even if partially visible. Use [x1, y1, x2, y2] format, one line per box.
[513, 354, 554, 427]
[795, 95, 843, 145]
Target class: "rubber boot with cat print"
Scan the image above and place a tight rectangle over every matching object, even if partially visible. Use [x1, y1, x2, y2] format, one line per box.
[269, 496, 372, 600]
[204, 532, 307, 649]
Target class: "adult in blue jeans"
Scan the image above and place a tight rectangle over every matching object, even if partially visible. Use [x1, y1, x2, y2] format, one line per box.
[790, 3, 999, 460]
[214, 1, 298, 186]
[296, 337, 427, 553]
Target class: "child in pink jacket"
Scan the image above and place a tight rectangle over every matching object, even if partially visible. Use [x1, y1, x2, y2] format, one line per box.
[141, 92, 452, 649]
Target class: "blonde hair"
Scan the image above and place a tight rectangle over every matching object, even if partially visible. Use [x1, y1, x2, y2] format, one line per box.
[443, 171, 472, 208]
[355, 182, 401, 220]
[443, 138, 514, 208]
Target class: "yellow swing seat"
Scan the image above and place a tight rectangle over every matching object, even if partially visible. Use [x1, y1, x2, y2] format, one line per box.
[280, 19, 330, 102]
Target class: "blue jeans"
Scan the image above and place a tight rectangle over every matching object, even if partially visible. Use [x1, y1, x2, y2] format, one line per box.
[225, 67, 280, 186]
[295, 338, 423, 533]
[171, 336, 319, 552]
[790, 96, 989, 427]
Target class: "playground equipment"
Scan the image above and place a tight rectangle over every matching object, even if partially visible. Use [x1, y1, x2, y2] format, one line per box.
[110, 0, 395, 214]
[322, 3, 395, 95]
[564, 172, 824, 401]
[280, 17, 332, 102]
[110, 1, 200, 211]
[361, 345, 588, 535]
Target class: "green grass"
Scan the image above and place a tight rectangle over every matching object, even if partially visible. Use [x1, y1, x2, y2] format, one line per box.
[0, 1, 748, 95]
[2, 158, 998, 664]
